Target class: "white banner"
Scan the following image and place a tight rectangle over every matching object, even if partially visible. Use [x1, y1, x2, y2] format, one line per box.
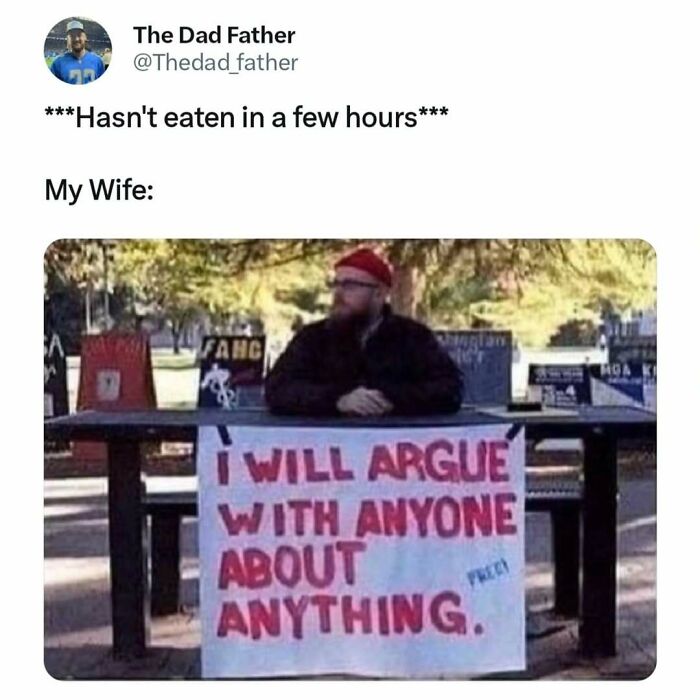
[197, 423, 525, 678]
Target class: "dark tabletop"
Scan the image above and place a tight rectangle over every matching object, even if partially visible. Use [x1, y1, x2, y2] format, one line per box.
[44, 406, 656, 442]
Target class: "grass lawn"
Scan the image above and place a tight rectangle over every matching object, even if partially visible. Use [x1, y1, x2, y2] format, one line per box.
[150, 348, 197, 371]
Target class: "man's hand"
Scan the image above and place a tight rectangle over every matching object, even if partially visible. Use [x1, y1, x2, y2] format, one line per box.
[336, 387, 394, 416]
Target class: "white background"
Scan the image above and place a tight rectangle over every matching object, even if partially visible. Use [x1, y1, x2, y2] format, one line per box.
[0, 0, 698, 697]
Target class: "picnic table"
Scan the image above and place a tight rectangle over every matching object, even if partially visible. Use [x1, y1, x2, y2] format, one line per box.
[44, 406, 655, 662]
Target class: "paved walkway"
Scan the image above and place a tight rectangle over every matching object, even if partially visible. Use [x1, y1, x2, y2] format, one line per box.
[44, 472, 656, 680]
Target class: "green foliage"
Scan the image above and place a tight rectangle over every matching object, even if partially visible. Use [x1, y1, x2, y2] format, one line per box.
[111, 240, 332, 344]
[425, 240, 656, 346]
[46, 239, 656, 349]
[44, 239, 107, 293]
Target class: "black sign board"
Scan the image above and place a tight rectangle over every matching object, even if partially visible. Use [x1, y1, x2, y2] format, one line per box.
[197, 336, 266, 409]
[528, 364, 591, 408]
[44, 331, 68, 418]
[435, 330, 512, 406]
[608, 335, 656, 364]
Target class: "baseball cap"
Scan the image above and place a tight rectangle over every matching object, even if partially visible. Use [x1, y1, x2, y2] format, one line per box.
[66, 20, 85, 33]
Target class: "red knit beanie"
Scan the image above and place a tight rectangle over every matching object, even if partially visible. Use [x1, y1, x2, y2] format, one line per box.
[334, 248, 393, 287]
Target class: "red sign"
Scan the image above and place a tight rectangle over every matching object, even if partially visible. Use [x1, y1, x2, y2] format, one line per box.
[73, 333, 157, 461]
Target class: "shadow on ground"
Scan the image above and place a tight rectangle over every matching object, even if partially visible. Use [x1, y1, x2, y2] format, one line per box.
[44, 469, 656, 680]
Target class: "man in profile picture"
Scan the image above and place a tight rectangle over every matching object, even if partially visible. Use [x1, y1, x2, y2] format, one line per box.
[50, 20, 105, 85]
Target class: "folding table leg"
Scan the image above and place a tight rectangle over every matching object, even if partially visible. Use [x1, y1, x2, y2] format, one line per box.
[151, 513, 181, 617]
[552, 506, 580, 617]
[581, 429, 618, 657]
[107, 439, 149, 658]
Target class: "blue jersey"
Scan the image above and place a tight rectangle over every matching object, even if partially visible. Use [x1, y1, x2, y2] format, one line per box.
[50, 51, 105, 85]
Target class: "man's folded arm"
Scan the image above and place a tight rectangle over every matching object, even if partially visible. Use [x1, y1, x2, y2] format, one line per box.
[264, 329, 346, 416]
[374, 328, 463, 415]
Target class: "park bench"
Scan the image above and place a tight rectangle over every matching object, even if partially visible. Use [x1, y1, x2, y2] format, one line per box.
[144, 484, 582, 618]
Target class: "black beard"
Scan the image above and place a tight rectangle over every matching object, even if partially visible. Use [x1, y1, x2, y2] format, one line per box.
[328, 309, 373, 338]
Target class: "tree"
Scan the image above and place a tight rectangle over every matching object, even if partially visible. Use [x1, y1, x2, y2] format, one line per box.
[111, 240, 331, 351]
[47, 239, 657, 351]
[428, 240, 656, 346]
[114, 241, 216, 353]
[44, 239, 112, 333]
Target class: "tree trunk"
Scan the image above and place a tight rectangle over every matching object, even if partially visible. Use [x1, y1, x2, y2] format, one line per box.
[171, 322, 182, 354]
[390, 264, 426, 318]
[85, 284, 92, 333]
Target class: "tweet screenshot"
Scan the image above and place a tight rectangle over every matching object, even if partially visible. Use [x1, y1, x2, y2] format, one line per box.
[7, 0, 698, 693]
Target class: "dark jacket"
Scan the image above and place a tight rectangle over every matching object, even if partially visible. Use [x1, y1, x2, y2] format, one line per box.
[264, 306, 463, 416]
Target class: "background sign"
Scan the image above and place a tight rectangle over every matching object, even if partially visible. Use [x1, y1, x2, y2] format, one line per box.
[74, 333, 157, 461]
[608, 335, 657, 364]
[197, 423, 525, 678]
[44, 331, 68, 419]
[197, 336, 266, 409]
[527, 364, 591, 407]
[435, 331, 513, 406]
[76, 333, 157, 410]
[590, 362, 657, 412]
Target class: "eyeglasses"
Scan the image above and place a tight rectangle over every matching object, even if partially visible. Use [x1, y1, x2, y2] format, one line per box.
[327, 279, 379, 292]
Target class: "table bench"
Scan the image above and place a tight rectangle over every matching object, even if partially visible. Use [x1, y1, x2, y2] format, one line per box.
[144, 485, 583, 619]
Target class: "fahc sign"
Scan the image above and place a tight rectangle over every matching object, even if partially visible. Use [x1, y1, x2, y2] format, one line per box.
[198, 336, 266, 409]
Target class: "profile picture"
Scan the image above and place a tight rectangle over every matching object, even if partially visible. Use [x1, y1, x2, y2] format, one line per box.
[44, 17, 111, 85]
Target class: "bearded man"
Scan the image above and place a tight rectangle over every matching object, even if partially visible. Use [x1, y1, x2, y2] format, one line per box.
[264, 248, 463, 416]
[50, 20, 106, 85]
